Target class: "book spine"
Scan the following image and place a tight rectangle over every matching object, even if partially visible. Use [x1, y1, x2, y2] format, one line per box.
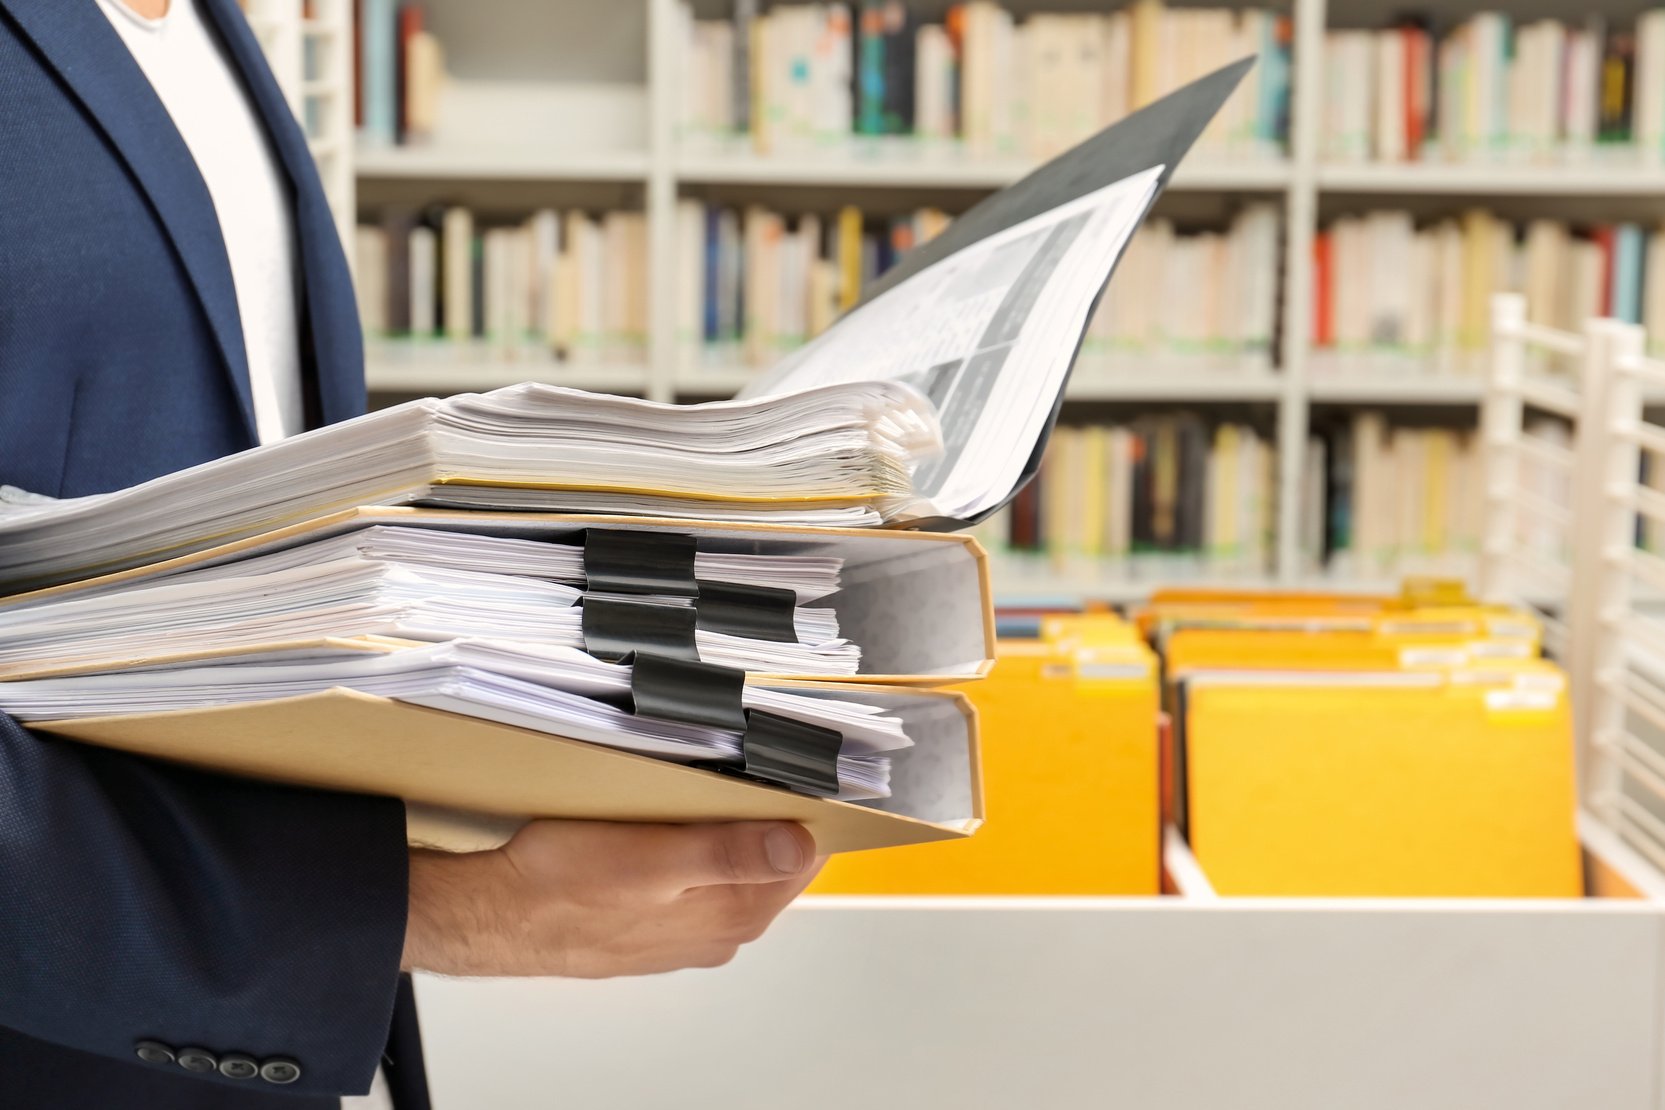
[360, 0, 397, 144]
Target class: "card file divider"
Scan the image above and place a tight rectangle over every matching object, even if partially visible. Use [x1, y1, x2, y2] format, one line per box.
[629, 652, 844, 799]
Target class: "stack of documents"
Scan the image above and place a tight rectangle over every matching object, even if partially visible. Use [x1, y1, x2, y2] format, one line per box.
[0, 640, 903, 800]
[0, 64, 1252, 854]
[0, 525, 858, 679]
[0, 381, 941, 594]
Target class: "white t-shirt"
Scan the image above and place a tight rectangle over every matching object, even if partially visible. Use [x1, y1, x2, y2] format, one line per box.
[98, 6, 388, 1108]
[96, 0, 305, 446]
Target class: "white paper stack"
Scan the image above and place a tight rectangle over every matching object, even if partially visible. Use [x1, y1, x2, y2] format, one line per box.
[0, 380, 941, 594]
[0, 639, 900, 800]
[0, 526, 858, 680]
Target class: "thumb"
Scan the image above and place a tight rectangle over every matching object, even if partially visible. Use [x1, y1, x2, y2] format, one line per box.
[671, 821, 817, 889]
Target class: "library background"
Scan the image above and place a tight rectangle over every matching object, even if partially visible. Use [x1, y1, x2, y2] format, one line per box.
[259, 0, 1665, 1105]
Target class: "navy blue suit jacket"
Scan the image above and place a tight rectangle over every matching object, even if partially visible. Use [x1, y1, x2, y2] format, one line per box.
[0, 1, 423, 1105]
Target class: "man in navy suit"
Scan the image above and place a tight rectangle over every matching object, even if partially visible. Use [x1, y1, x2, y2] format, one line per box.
[0, 2, 819, 1106]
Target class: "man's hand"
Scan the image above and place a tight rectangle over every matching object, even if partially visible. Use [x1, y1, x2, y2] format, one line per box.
[401, 820, 822, 977]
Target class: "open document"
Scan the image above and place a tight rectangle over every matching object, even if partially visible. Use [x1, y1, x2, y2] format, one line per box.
[743, 166, 1162, 521]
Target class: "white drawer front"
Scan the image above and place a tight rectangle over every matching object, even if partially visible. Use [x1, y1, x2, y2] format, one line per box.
[417, 897, 1665, 1110]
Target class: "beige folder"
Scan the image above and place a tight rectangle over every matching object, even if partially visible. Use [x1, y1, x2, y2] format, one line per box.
[37, 682, 984, 855]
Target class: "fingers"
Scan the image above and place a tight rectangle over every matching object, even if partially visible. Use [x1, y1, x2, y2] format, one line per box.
[505, 819, 818, 893]
[635, 821, 818, 891]
[682, 854, 829, 946]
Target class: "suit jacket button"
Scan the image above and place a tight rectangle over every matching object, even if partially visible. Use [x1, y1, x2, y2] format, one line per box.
[219, 1054, 259, 1080]
[176, 1047, 218, 1074]
[134, 1041, 175, 1066]
[260, 1058, 302, 1085]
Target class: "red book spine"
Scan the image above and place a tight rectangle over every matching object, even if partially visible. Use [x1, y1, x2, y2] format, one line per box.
[1313, 231, 1334, 346]
[1403, 27, 1425, 159]
[396, 4, 424, 144]
[1594, 226, 1616, 315]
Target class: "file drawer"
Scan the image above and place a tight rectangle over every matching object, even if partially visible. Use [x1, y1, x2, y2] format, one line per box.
[414, 819, 1665, 1110]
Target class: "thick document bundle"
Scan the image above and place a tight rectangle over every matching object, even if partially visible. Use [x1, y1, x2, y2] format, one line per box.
[0, 63, 1250, 852]
[0, 509, 995, 683]
[14, 641, 979, 854]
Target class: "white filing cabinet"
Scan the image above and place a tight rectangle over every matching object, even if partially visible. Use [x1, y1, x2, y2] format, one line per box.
[414, 822, 1665, 1110]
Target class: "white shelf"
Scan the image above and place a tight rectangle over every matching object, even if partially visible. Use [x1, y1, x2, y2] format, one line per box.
[670, 367, 1286, 402]
[1065, 372, 1285, 402]
[355, 143, 651, 182]
[365, 341, 648, 394]
[676, 148, 1290, 191]
[1307, 375, 1486, 405]
[988, 567, 1410, 604]
[1319, 162, 1665, 197]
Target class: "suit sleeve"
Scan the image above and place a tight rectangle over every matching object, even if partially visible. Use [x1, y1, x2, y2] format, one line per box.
[0, 710, 409, 1097]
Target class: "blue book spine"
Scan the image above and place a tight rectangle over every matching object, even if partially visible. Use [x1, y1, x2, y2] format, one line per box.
[362, 0, 397, 145]
[702, 207, 720, 344]
[856, 3, 885, 135]
[1616, 223, 1644, 324]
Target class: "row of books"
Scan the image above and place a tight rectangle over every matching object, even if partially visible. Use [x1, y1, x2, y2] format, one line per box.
[972, 418, 1281, 580]
[353, 207, 648, 362]
[672, 200, 947, 371]
[1312, 210, 1665, 375]
[1324, 415, 1484, 580]
[970, 413, 1488, 582]
[1082, 204, 1279, 373]
[674, 0, 1290, 161]
[354, 0, 444, 146]
[673, 200, 1280, 374]
[1324, 12, 1665, 165]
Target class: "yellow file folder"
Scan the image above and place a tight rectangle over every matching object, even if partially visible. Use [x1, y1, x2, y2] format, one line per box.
[812, 621, 1160, 894]
[1182, 671, 1581, 897]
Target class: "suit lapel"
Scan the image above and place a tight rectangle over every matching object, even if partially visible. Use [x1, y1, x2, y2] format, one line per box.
[0, 0, 259, 442]
[200, 0, 368, 427]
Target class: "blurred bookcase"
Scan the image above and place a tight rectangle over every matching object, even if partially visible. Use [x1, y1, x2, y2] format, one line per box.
[263, 0, 1665, 593]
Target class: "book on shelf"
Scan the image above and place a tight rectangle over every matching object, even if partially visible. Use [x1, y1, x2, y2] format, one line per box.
[1323, 414, 1483, 581]
[1078, 203, 1279, 375]
[355, 206, 649, 365]
[1324, 10, 1665, 166]
[355, 0, 445, 146]
[974, 417, 1279, 582]
[675, 0, 1289, 163]
[1311, 209, 1665, 376]
[676, 198, 1277, 380]
[674, 200, 953, 374]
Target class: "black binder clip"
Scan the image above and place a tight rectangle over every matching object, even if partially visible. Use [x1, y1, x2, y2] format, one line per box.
[629, 653, 747, 731]
[628, 653, 844, 798]
[581, 598, 698, 662]
[739, 711, 843, 798]
[694, 580, 799, 643]
[584, 529, 698, 598]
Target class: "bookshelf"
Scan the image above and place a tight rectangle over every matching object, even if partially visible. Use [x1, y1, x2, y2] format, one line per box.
[323, 0, 1665, 586]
